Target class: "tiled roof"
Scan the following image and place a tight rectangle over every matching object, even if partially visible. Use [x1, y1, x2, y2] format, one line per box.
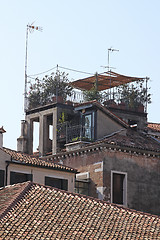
[1, 147, 77, 173]
[43, 129, 160, 163]
[0, 182, 160, 239]
[148, 123, 160, 133]
[102, 129, 160, 152]
[0, 182, 29, 216]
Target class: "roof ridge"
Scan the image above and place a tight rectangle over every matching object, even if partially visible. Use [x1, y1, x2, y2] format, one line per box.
[33, 182, 160, 219]
[0, 181, 32, 220]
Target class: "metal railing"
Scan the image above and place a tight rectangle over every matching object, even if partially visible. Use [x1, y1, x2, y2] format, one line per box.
[57, 122, 94, 143]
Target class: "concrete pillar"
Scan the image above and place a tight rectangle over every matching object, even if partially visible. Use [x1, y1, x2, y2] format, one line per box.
[43, 116, 49, 155]
[52, 108, 57, 154]
[39, 114, 50, 156]
[28, 119, 33, 154]
[39, 115, 44, 156]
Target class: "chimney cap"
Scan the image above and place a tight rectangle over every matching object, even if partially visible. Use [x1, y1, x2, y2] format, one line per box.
[0, 126, 6, 133]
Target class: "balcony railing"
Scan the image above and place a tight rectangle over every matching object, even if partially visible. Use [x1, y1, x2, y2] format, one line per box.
[57, 123, 94, 143]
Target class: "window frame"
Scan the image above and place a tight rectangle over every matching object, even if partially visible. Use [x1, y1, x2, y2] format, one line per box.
[82, 111, 95, 140]
[75, 179, 89, 196]
[111, 170, 127, 207]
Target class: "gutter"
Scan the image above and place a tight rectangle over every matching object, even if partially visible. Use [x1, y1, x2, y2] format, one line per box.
[5, 159, 77, 174]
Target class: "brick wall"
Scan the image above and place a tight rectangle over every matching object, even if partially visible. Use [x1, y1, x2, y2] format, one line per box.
[58, 148, 160, 215]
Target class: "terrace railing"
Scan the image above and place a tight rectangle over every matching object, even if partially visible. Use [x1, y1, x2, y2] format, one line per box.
[57, 122, 94, 143]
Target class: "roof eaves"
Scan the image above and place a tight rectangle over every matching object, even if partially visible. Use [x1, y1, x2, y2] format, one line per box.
[2, 147, 77, 173]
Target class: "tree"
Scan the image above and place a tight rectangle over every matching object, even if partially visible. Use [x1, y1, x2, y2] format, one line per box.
[28, 70, 73, 109]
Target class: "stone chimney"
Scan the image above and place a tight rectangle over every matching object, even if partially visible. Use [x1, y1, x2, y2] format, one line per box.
[0, 126, 6, 148]
[17, 120, 28, 153]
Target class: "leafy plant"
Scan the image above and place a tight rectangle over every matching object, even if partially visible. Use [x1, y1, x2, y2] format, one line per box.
[116, 80, 151, 109]
[28, 70, 73, 109]
[83, 83, 109, 103]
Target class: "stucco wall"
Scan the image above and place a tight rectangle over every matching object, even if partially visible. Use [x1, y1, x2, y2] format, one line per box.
[0, 149, 10, 170]
[7, 163, 75, 192]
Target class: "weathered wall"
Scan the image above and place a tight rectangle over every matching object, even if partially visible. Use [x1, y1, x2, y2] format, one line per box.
[60, 152, 104, 199]
[59, 148, 160, 215]
[97, 110, 124, 139]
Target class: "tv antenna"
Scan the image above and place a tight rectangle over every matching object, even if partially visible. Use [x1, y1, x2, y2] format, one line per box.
[107, 47, 119, 71]
[24, 22, 42, 112]
[101, 47, 119, 71]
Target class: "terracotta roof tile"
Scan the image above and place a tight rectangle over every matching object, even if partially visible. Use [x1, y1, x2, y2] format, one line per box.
[0, 182, 160, 239]
[102, 129, 160, 152]
[1, 147, 77, 173]
[148, 123, 160, 133]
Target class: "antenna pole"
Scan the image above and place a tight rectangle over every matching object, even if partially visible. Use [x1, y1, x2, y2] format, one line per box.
[24, 25, 29, 112]
[24, 23, 42, 113]
[108, 47, 119, 99]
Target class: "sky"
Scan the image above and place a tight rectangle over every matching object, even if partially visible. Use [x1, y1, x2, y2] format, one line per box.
[1, 0, 160, 150]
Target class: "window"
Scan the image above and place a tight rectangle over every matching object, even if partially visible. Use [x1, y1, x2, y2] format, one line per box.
[111, 171, 127, 206]
[83, 112, 95, 140]
[10, 171, 32, 185]
[75, 180, 89, 196]
[45, 176, 68, 191]
[0, 170, 5, 187]
[84, 114, 92, 139]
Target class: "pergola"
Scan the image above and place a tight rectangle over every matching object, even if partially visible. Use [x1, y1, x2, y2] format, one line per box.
[70, 71, 145, 91]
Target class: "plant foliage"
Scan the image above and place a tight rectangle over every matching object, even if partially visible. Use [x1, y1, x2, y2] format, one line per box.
[28, 70, 73, 109]
[116, 80, 151, 109]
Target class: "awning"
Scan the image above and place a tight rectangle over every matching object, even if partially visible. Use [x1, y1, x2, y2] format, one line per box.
[70, 71, 144, 91]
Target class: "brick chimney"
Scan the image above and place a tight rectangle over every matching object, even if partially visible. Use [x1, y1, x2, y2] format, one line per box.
[0, 126, 6, 148]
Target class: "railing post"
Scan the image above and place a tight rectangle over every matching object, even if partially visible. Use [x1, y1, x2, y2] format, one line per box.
[66, 122, 68, 143]
[80, 125, 82, 141]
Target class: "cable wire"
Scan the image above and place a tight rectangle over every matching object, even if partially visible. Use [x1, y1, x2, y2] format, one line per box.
[28, 66, 57, 77]
[28, 65, 94, 79]
[58, 65, 93, 75]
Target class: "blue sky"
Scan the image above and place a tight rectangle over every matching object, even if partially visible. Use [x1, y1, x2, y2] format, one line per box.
[1, 0, 160, 150]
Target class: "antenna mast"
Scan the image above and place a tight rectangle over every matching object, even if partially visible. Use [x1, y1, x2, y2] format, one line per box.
[107, 47, 119, 99]
[24, 23, 42, 112]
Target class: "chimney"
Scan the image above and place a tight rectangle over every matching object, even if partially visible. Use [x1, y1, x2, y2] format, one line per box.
[0, 126, 6, 148]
